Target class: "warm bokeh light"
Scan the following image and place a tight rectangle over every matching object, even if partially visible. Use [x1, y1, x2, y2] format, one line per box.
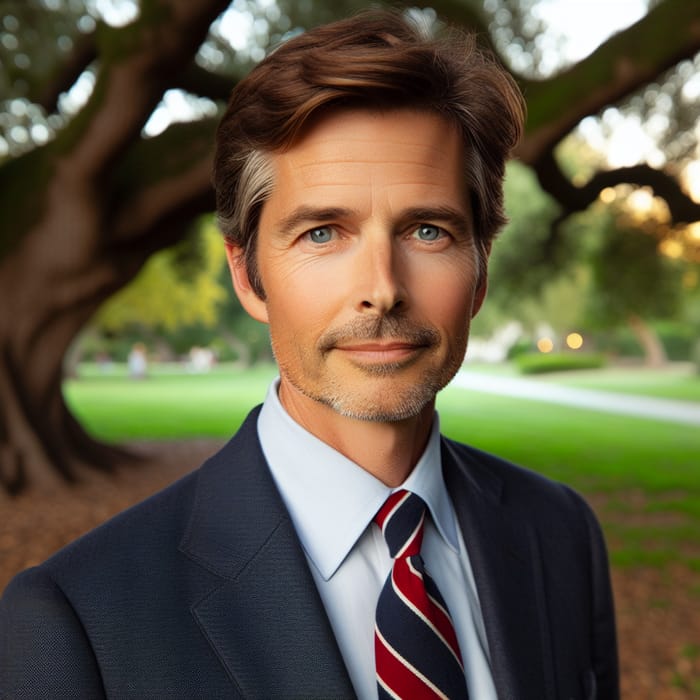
[626, 187, 671, 224]
[659, 239, 684, 259]
[566, 332, 584, 350]
[683, 161, 700, 203]
[537, 337, 554, 353]
[599, 187, 616, 204]
[628, 188, 654, 212]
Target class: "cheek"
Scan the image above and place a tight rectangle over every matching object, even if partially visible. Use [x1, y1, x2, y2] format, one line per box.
[263, 251, 349, 306]
[264, 260, 361, 344]
[264, 292, 334, 347]
[407, 261, 478, 327]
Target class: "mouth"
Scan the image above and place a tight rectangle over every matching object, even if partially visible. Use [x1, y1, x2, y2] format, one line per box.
[319, 318, 440, 364]
[332, 341, 429, 363]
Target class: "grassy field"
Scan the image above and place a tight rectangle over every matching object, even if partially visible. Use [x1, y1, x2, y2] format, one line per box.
[462, 361, 700, 402]
[533, 364, 700, 403]
[64, 362, 700, 569]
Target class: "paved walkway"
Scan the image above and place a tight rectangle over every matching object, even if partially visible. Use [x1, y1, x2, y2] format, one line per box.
[451, 370, 700, 427]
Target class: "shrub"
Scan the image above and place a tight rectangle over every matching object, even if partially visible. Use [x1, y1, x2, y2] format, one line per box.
[587, 329, 643, 358]
[506, 338, 537, 360]
[655, 322, 696, 362]
[515, 352, 607, 375]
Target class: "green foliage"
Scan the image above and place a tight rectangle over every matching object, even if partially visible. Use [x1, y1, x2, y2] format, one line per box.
[94, 216, 227, 333]
[587, 327, 645, 358]
[654, 321, 698, 361]
[587, 321, 698, 361]
[585, 205, 684, 327]
[487, 162, 564, 306]
[82, 215, 274, 364]
[515, 351, 607, 374]
[505, 338, 537, 360]
[0, 0, 88, 104]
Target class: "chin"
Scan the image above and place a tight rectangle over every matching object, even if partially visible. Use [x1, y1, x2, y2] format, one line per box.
[322, 384, 438, 423]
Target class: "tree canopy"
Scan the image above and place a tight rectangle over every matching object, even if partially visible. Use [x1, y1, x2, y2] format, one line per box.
[1, 0, 699, 491]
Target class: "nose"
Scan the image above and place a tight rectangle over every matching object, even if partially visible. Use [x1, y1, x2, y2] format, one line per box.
[354, 234, 406, 315]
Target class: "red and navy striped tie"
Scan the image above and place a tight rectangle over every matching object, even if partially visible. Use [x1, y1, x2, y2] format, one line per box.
[374, 490, 468, 699]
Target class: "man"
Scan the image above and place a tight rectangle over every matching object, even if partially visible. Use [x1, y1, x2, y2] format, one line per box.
[1, 9, 618, 699]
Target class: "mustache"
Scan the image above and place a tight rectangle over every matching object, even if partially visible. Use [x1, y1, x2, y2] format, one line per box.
[318, 315, 440, 352]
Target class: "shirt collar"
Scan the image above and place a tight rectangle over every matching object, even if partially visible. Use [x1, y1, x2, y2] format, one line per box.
[257, 378, 459, 581]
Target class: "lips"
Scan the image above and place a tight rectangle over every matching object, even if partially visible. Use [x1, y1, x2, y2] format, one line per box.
[331, 340, 430, 366]
[318, 319, 440, 356]
[335, 341, 424, 352]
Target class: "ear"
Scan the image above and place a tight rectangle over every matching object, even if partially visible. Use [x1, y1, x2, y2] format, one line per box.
[224, 242, 269, 324]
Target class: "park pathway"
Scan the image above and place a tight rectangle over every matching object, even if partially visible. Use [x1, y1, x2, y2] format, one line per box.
[452, 370, 700, 426]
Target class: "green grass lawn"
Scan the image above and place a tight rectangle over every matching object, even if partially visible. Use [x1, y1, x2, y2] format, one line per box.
[436, 385, 700, 570]
[65, 363, 279, 440]
[523, 363, 700, 403]
[64, 362, 700, 569]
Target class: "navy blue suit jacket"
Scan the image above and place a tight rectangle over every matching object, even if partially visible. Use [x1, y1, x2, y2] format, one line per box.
[1, 408, 618, 699]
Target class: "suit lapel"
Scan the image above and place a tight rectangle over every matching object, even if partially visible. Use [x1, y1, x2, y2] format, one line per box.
[442, 439, 556, 700]
[180, 409, 355, 699]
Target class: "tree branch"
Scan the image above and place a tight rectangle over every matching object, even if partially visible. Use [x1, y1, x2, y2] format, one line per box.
[33, 32, 98, 114]
[173, 62, 237, 102]
[110, 117, 218, 246]
[517, 0, 700, 163]
[534, 151, 700, 246]
[58, 0, 231, 183]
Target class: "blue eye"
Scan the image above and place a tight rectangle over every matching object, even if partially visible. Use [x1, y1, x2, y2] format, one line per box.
[415, 224, 444, 241]
[307, 227, 334, 244]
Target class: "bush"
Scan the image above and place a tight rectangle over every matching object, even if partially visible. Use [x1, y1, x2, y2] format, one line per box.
[506, 338, 537, 360]
[515, 352, 607, 375]
[587, 329, 643, 358]
[586, 323, 696, 361]
[693, 340, 700, 375]
[655, 322, 696, 361]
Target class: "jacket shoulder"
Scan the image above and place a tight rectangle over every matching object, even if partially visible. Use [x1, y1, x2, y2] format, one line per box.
[441, 436, 601, 533]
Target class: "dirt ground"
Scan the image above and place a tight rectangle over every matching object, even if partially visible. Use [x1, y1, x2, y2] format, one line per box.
[1, 440, 699, 698]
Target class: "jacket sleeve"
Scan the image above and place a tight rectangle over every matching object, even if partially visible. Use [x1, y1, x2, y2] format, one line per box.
[0, 567, 106, 700]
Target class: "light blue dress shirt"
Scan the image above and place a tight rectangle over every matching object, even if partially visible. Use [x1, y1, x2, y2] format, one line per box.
[257, 379, 497, 700]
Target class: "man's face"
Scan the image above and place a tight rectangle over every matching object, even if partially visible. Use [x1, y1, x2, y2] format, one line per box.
[228, 108, 487, 424]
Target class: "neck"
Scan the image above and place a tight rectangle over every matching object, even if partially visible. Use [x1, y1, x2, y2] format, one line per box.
[278, 381, 435, 487]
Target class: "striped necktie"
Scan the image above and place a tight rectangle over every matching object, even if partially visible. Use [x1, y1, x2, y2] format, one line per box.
[374, 490, 468, 699]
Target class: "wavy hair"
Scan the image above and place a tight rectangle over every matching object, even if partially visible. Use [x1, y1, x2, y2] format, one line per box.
[213, 9, 525, 296]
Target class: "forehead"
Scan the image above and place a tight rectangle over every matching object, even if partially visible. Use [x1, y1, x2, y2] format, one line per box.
[267, 108, 467, 206]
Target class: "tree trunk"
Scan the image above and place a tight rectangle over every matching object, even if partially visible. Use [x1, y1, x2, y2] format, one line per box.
[627, 314, 668, 368]
[0, 215, 141, 493]
[0, 0, 228, 492]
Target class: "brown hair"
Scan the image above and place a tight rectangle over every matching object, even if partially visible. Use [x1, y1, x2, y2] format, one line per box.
[213, 9, 525, 296]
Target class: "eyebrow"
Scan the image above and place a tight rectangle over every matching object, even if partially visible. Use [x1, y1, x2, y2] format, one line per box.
[274, 204, 472, 237]
[275, 206, 357, 236]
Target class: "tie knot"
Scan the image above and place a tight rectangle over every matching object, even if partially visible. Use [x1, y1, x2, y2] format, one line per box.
[374, 490, 425, 559]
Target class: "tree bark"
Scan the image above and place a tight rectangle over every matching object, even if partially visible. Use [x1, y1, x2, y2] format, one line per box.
[627, 314, 668, 368]
[0, 246, 135, 493]
[0, 0, 227, 491]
